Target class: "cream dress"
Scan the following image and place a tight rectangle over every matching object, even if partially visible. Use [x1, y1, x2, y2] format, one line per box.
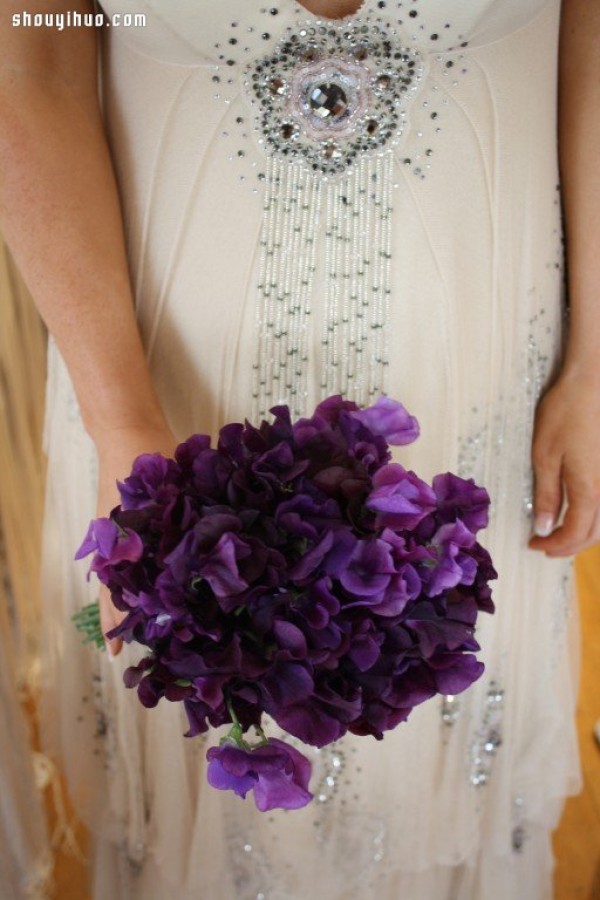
[39, 1, 581, 897]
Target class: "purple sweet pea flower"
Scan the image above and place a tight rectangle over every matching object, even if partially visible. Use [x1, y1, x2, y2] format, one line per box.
[289, 529, 356, 582]
[195, 532, 251, 599]
[311, 394, 361, 424]
[432, 473, 490, 533]
[427, 652, 485, 694]
[424, 521, 478, 597]
[366, 464, 437, 530]
[116, 453, 180, 511]
[403, 600, 479, 657]
[272, 699, 348, 747]
[174, 433, 211, 469]
[340, 538, 395, 600]
[347, 619, 384, 671]
[74, 517, 143, 582]
[351, 396, 420, 446]
[206, 737, 313, 811]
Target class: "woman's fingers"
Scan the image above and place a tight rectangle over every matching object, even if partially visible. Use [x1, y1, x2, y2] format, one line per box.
[99, 583, 123, 657]
[529, 463, 598, 556]
[529, 441, 563, 538]
[527, 373, 600, 557]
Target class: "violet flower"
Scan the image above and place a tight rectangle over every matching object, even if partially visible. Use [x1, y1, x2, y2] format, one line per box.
[206, 737, 312, 811]
[74, 517, 143, 583]
[351, 395, 420, 445]
[366, 464, 437, 529]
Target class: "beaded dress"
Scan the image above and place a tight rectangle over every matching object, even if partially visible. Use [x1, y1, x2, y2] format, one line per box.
[39, 1, 581, 898]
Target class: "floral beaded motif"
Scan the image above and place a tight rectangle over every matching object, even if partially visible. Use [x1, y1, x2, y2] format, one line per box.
[243, 21, 423, 175]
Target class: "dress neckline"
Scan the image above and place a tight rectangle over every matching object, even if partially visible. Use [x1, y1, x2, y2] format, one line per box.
[291, 0, 369, 22]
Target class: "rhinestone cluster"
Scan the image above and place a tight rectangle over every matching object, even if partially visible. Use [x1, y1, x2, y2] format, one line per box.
[469, 680, 504, 788]
[243, 20, 423, 176]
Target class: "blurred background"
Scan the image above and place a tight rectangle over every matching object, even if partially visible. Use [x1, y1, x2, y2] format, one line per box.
[0, 234, 598, 899]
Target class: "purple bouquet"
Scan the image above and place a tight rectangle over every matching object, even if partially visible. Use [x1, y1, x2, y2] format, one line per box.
[76, 396, 496, 812]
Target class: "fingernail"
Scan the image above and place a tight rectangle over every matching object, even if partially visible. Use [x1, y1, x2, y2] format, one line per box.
[533, 513, 554, 537]
[106, 643, 116, 660]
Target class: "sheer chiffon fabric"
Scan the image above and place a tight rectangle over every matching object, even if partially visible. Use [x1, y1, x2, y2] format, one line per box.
[40, 1, 580, 897]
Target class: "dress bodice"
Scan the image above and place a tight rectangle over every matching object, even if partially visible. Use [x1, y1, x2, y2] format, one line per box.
[96, 0, 554, 67]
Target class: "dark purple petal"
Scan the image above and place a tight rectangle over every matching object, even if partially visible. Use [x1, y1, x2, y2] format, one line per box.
[116, 453, 180, 511]
[74, 520, 97, 561]
[198, 533, 250, 598]
[261, 662, 314, 709]
[205, 738, 312, 811]
[428, 653, 485, 694]
[351, 396, 420, 446]
[273, 702, 346, 747]
[175, 433, 212, 471]
[340, 538, 395, 598]
[366, 465, 437, 529]
[183, 699, 211, 737]
[273, 621, 308, 658]
[207, 750, 257, 798]
[432, 473, 490, 532]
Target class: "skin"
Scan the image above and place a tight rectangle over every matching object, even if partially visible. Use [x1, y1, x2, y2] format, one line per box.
[0, 0, 597, 657]
[528, 0, 600, 558]
[295, 0, 364, 16]
[0, 0, 175, 655]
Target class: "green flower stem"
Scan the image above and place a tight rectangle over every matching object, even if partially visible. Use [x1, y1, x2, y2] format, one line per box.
[71, 599, 105, 650]
[221, 696, 269, 751]
[252, 723, 269, 748]
[222, 696, 246, 747]
[113, 517, 127, 537]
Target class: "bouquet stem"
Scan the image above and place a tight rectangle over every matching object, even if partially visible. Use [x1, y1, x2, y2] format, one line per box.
[71, 599, 105, 650]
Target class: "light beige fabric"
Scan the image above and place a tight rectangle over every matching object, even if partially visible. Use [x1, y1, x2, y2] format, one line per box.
[0, 238, 52, 898]
[40, 1, 581, 898]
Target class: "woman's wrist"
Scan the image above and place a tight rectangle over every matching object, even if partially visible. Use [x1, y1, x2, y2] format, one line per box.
[558, 350, 600, 388]
[89, 411, 174, 454]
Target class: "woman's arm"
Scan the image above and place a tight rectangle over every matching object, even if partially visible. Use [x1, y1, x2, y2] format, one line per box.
[528, 0, 600, 556]
[0, 0, 166, 443]
[0, 1, 177, 655]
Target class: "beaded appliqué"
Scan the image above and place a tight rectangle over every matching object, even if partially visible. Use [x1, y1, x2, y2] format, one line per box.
[245, 22, 421, 176]
[242, 19, 424, 418]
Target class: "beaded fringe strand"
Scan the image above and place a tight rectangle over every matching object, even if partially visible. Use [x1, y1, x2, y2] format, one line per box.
[253, 151, 394, 421]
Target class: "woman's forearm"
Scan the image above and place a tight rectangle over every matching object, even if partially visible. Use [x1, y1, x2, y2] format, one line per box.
[558, 0, 600, 380]
[0, 2, 167, 444]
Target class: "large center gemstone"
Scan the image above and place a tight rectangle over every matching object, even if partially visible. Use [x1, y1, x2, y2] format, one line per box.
[308, 81, 349, 120]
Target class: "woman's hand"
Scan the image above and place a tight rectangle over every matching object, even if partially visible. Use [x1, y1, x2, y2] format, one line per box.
[528, 368, 600, 557]
[95, 422, 179, 657]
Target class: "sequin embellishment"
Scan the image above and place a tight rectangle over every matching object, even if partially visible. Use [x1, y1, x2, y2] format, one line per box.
[469, 680, 504, 787]
[440, 694, 461, 727]
[243, 20, 424, 418]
